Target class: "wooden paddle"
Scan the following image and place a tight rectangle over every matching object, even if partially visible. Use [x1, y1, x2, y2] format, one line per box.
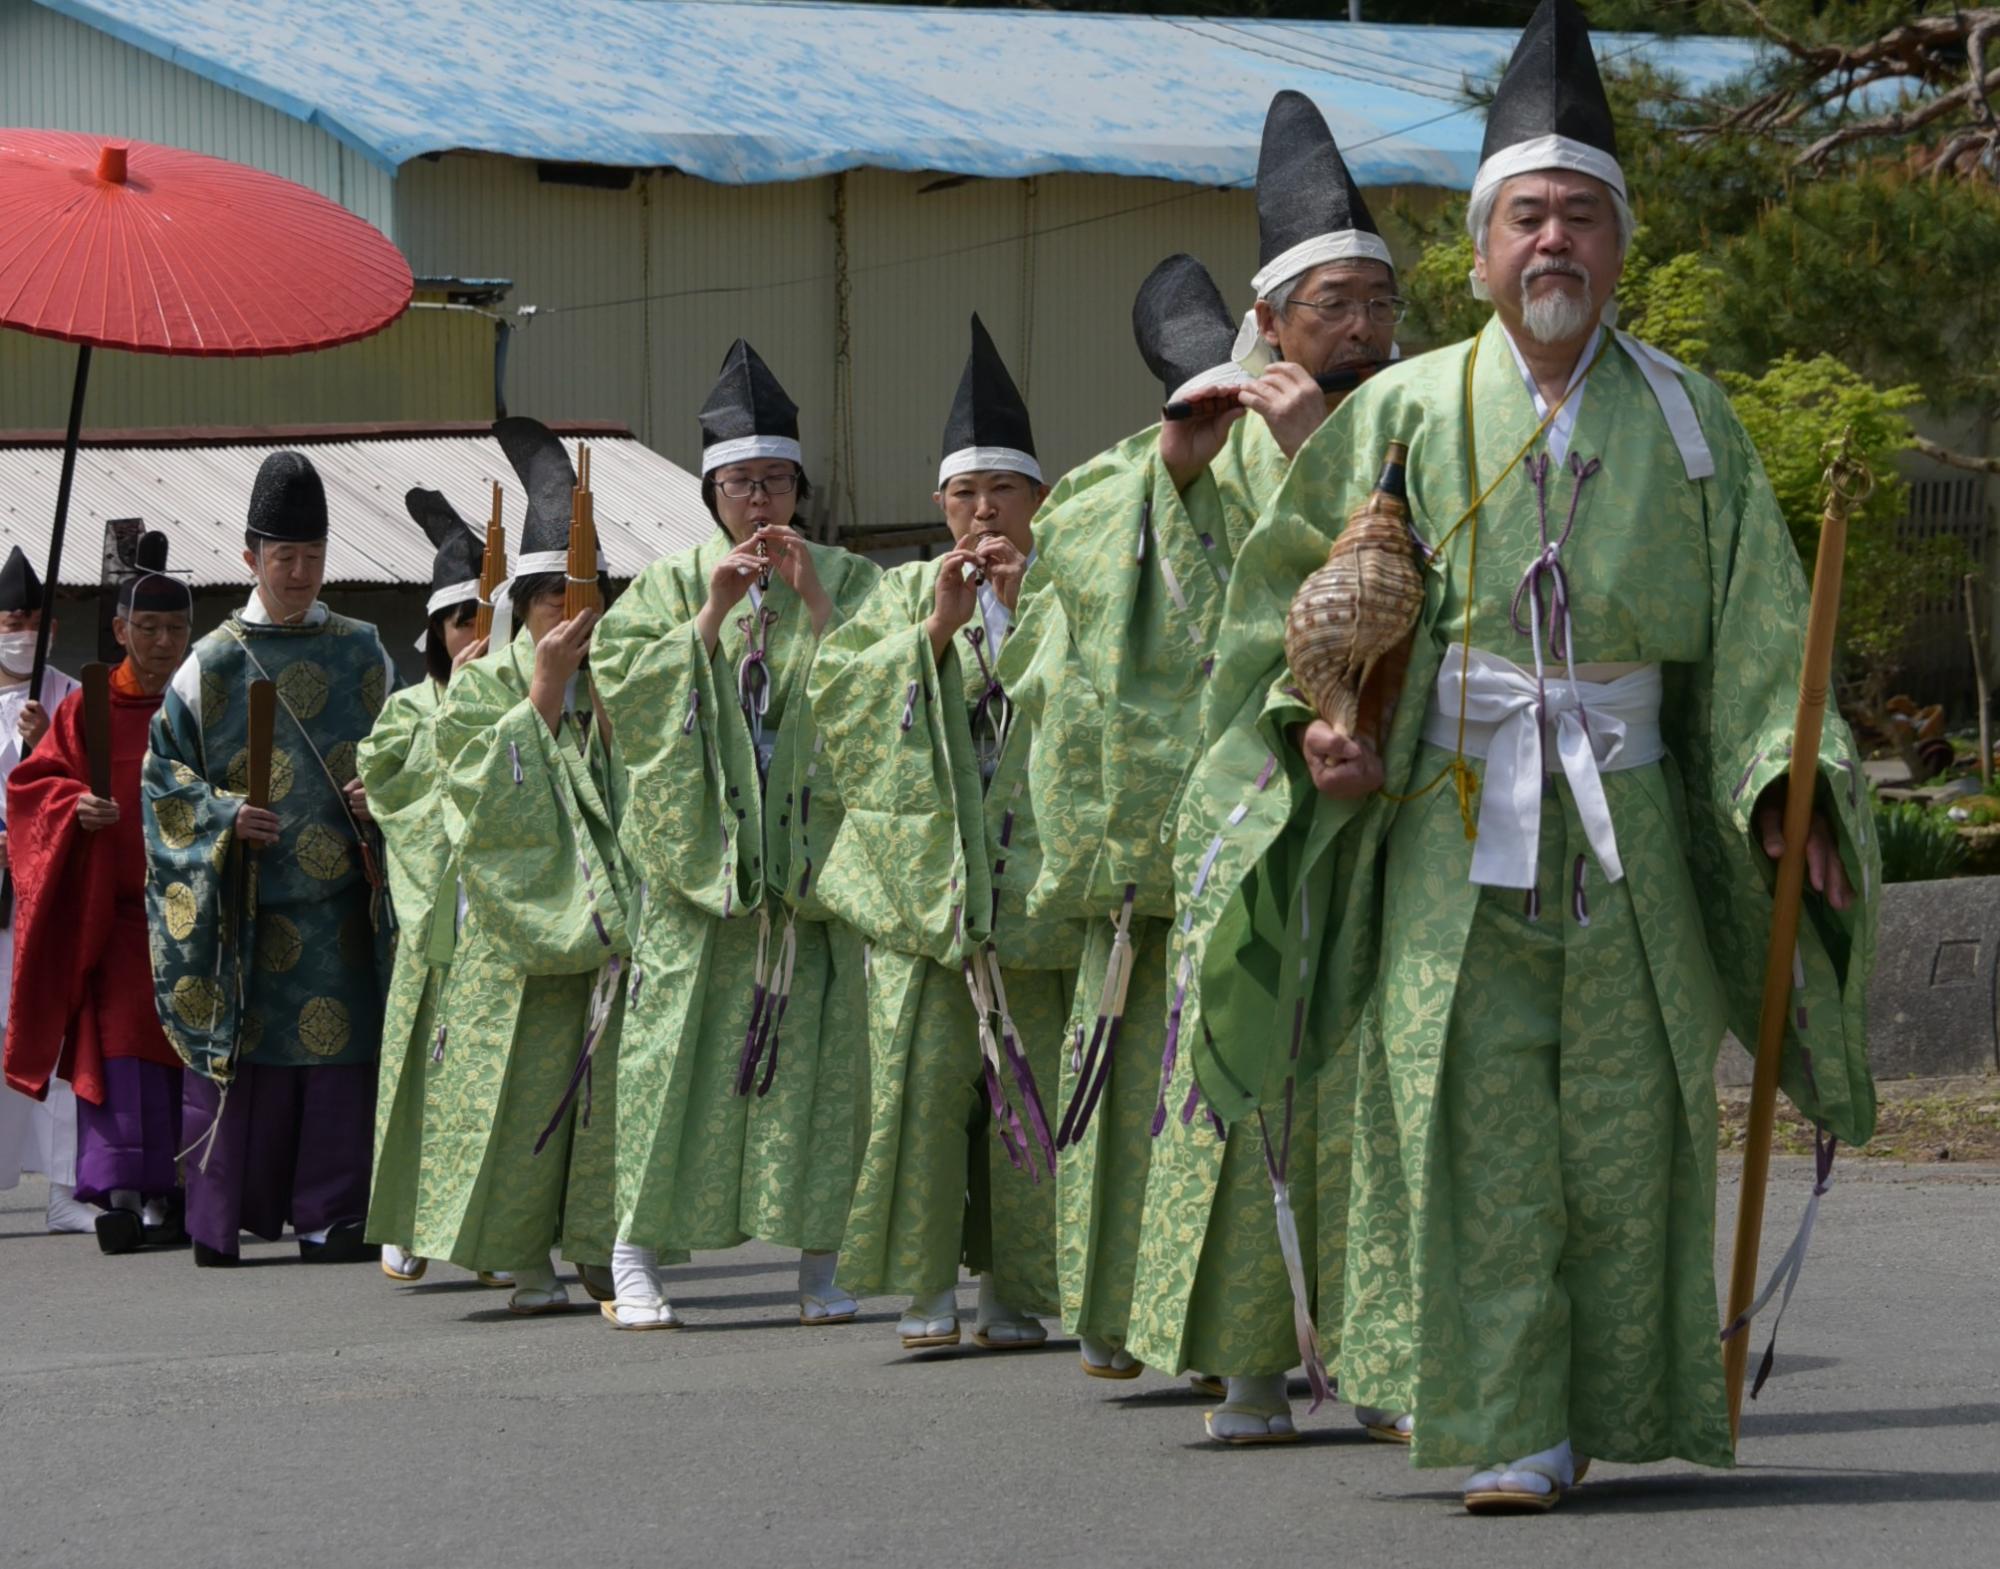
[1722, 429, 1871, 1444]
[245, 679, 276, 853]
[79, 662, 113, 799]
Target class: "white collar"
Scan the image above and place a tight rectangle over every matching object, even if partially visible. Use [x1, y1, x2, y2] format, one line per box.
[242, 590, 329, 628]
[1497, 321, 1603, 467]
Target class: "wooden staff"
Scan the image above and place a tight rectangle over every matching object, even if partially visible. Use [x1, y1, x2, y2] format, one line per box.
[244, 679, 276, 854]
[1722, 429, 1872, 1443]
[475, 480, 506, 645]
[80, 662, 113, 799]
[566, 442, 601, 620]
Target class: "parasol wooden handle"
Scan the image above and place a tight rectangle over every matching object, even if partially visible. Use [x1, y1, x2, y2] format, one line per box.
[80, 662, 113, 800]
[1722, 431, 1871, 1444]
[245, 679, 276, 851]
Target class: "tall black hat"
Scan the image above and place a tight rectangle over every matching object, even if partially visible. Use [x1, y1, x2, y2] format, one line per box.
[1133, 255, 1246, 403]
[697, 339, 801, 476]
[1251, 90, 1389, 300]
[117, 531, 193, 616]
[1470, 0, 1624, 212]
[245, 450, 329, 542]
[938, 314, 1039, 486]
[0, 546, 47, 613]
[407, 488, 485, 616]
[492, 416, 578, 561]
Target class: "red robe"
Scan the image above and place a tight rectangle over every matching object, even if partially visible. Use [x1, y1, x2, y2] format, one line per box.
[2, 669, 178, 1105]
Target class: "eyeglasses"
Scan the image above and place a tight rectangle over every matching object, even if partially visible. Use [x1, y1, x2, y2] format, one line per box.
[716, 474, 798, 498]
[1286, 295, 1409, 326]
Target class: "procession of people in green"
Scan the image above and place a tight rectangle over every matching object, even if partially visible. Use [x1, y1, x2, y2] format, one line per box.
[0, 0, 1880, 1516]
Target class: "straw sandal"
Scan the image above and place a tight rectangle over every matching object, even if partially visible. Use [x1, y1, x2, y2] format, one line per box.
[1203, 1402, 1300, 1446]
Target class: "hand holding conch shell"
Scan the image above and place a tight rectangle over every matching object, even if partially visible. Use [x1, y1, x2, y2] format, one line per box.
[1284, 440, 1424, 759]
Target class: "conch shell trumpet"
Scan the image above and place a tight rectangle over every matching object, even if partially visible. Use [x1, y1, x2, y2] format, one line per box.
[1283, 440, 1424, 744]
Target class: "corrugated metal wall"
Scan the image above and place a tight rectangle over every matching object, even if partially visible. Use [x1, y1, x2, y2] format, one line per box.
[0, 9, 1317, 539]
[392, 157, 1260, 536]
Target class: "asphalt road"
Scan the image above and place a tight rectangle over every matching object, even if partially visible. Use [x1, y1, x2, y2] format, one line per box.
[3, 1159, 1996, 1569]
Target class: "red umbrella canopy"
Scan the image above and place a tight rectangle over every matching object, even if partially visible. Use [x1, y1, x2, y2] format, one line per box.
[0, 129, 412, 357]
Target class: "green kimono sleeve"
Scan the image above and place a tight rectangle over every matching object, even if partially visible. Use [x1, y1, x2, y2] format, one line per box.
[142, 680, 247, 1082]
[1177, 386, 1435, 1124]
[1668, 380, 1880, 1148]
[431, 636, 630, 976]
[760, 545, 882, 922]
[807, 560, 989, 964]
[358, 682, 452, 935]
[591, 552, 760, 920]
[1018, 433, 1229, 922]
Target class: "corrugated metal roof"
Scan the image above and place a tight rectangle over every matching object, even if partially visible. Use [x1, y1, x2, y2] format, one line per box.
[33, 0, 1766, 188]
[0, 421, 713, 587]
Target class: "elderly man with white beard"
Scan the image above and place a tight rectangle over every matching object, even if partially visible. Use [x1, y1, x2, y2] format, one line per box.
[1170, 0, 1877, 1511]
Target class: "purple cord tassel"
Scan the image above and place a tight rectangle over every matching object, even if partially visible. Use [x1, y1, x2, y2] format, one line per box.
[734, 981, 771, 1096]
[983, 1060, 1028, 1174]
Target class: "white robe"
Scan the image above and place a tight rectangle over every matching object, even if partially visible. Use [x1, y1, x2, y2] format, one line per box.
[0, 664, 82, 1190]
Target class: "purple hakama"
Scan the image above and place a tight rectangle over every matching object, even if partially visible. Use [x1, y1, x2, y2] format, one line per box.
[74, 1057, 183, 1204]
[180, 1062, 375, 1256]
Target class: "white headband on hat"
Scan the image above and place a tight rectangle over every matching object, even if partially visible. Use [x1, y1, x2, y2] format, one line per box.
[1468, 133, 1628, 214]
[702, 435, 803, 475]
[1249, 228, 1395, 303]
[937, 446, 1042, 488]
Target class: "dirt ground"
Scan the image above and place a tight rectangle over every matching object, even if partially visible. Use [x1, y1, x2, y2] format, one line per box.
[1720, 1073, 2000, 1162]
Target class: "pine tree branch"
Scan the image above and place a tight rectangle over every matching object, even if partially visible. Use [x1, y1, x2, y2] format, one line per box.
[1914, 435, 2000, 476]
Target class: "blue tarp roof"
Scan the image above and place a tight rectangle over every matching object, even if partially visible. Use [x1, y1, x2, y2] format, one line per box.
[38, 0, 1767, 188]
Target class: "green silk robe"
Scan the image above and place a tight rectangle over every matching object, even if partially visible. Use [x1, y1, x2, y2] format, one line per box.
[1180, 316, 1879, 1467]
[590, 538, 879, 1255]
[1006, 424, 1290, 1360]
[145, 605, 393, 1080]
[413, 633, 635, 1271]
[357, 680, 453, 1252]
[807, 555, 1080, 1308]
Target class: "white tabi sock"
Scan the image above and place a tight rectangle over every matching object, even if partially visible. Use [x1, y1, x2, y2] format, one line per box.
[44, 1183, 96, 1234]
[109, 1188, 142, 1214]
[1207, 1373, 1296, 1443]
[1466, 1438, 1576, 1498]
[973, 1273, 1047, 1345]
[797, 1249, 838, 1297]
[607, 1242, 677, 1327]
[297, 1225, 332, 1245]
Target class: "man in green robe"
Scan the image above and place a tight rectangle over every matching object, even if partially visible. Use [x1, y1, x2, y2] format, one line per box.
[1178, 0, 1878, 1507]
[146, 450, 396, 1267]
[1109, 94, 1404, 1444]
[361, 488, 484, 1287]
[808, 316, 1080, 1351]
[591, 344, 878, 1329]
[416, 417, 640, 1317]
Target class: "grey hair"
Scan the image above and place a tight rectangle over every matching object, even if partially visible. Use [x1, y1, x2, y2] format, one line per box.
[1259, 257, 1399, 316]
[1466, 178, 1635, 258]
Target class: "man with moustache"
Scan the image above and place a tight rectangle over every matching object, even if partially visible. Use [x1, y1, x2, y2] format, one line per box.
[1176, 0, 1876, 1509]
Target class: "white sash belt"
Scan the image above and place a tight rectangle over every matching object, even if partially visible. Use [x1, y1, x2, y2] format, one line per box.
[1421, 646, 1665, 889]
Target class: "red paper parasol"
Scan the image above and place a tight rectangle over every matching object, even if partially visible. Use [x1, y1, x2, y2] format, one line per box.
[0, 129, 412, 921]
[0, 129, 412, 684]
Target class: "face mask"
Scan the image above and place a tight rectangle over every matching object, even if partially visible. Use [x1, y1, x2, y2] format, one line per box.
[0, 631, 38, 673]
